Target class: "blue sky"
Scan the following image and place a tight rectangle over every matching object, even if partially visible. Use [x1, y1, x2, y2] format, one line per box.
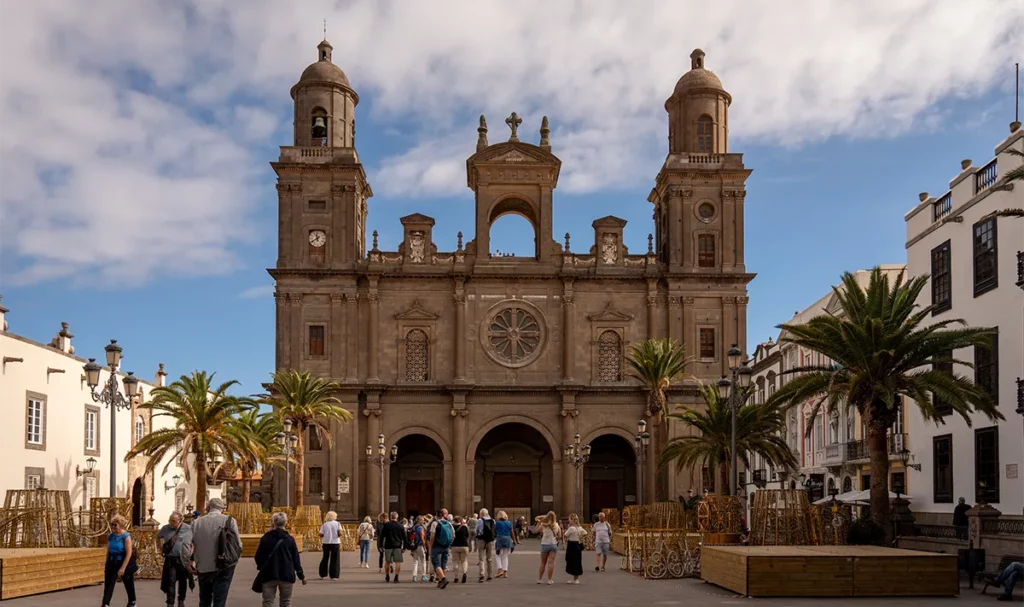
[1, 1, 1021, 396]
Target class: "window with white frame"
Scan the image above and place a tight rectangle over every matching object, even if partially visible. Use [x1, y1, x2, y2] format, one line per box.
[85, 410, 97, 451]
[135, 416, 145, 444]
[26, 474, 42, 489]
[26, 397, 44, 446]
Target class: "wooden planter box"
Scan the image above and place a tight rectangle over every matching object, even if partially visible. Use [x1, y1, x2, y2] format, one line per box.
[702, 545, 957, 598]
[0, 548, 106, 600]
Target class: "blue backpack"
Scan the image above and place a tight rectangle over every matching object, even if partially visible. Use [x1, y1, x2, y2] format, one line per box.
[434, 520, 454, 548]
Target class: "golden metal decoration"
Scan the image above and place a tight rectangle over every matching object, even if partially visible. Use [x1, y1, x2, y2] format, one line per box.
[620, 529, 701, 579]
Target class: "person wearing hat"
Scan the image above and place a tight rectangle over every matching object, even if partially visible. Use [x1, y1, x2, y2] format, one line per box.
[190, 498, 241, 607]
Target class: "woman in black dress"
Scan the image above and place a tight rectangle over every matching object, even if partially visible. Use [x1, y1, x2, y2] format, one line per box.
[563, 514, 585, 583]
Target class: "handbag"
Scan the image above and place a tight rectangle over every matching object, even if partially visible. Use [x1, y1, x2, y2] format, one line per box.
[162, 527, 181, 557]
[251, 539, 285, 593]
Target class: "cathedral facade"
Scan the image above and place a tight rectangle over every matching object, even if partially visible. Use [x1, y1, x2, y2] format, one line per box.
[270, 40, 752, 520]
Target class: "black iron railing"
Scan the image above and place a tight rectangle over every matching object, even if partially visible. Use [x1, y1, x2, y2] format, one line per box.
[975, 159, 999, 193]
[933, 192, 953, 221]
[845, 433, 906, 461]
[907, 524, 965, 540]
[982, 518, 1024, 536]
[1017, 377, 1023, 416]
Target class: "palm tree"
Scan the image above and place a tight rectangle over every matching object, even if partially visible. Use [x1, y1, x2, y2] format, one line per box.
[625, 339, 694, 420]
[226, 410, 284, 504]
[261, 370, 352, 507]
[126, 371, 253, 513]
[660, 383, 797, 493]
[767, 268, 1001, 543]
[1003, 148, 1024, 183]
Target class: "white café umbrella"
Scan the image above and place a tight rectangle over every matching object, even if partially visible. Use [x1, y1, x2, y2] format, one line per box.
[815, 489, 911, 505]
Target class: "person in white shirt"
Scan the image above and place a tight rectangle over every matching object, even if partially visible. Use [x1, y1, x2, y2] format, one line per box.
[533, 511, 561, 585]
[356, 516, 375, 568]
[318, 511, 342, 580]
[564, 514, 586, 584]
[592, 512, 612, 572]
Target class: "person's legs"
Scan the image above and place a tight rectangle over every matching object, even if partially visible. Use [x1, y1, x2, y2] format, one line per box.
[997, 563, 1022, 598]
[319, 546, 331, 579]
[546, 551, 557, 580]
[101, 560, 118, 606]
[261, 580, 278, 607]
[212, 567, 234, 607]
[538, 552, 546, 581]
[197, 573, 213, 607]
[478, 541, 488, 580]
[378, 547, 384, 571]
[486, 540, 496, 579]
[495, 548, 507, 572]
[359, 540, 369, 564]
[123, 570, 137, 603]
[174, 561, 188, 602]
[412, 546, 422, 579]
[330, 544, 341, 579]
[278, 580, 295, 607]
[385, 558, 393, 581]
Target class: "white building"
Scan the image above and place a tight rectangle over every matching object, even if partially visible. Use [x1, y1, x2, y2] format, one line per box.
[0, 296, 200, 524]
[743, 267, 910, 510]
[903, 124, 1024, 523]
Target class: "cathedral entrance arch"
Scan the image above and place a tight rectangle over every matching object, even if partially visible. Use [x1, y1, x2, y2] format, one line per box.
[472, 422, 555, 519]
[582, 433, 637, 520]
[390, 434, 445, 519]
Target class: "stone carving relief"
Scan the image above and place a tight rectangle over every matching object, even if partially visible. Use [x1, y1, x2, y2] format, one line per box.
[480, 300, 547, 369]
[600, 233, 618, 264]
[408, 231, 426, 263]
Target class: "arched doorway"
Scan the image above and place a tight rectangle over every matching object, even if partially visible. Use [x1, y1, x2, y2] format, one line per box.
[391, 434, 444, 519]
[583, 434, 636, 520]
[131, 478, 144, 527]
[474, 423, 553, 518]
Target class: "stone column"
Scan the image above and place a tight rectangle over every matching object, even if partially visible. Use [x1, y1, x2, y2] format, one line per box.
[451, 394, 468, 515]
[682, 297, 695, 358]
[345, 294, 359, 382]
[646, 281, 658, 339]
[367, 283, 380, 383]
[274, 292, 288, 369]
[737, 296, 749, 357]
[680, 188, 693, 269]
[562, 281, 575, 382]
[290, 294, 303, 367]
[645, 416, 658, 505]
[668, 190, 682, 270]
[734, 190, 746, 272]
[722, 190, 735, 271]
[330, 294, 344, 379]
[667, 296, 681, 345]
[722, 296, 737, 377]
[453, 285, 467, 382]
[560, 408, 577, 514]
[364, 405, 382, 515]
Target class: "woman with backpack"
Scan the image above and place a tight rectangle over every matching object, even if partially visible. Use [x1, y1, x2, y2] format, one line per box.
[357, 516, 375, 569]
[494, 511, 517, 578]
[410, 515, 428, 582]
[428, 508, 453, 589]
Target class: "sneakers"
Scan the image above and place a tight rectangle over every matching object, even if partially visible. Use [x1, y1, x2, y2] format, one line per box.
[536, 579, 543, 584]
[385, 574, 391, 583]
[595, 566, 600, 572]
[461, 573, 467, 584]
[438, 578, 450, 589]
[547, 579, 554, 585]
[478, 576, 485, 583]
[393, 577, 399, 584]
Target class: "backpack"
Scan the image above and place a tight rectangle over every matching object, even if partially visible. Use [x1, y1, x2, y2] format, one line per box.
[434, 519, 454, 548]
[217, 515, 241, 569]
[480, 518, 496, 543]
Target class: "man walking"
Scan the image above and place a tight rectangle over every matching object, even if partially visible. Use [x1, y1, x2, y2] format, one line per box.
[158, 511, 193, 607]
[475, 508, 496, 582]
[190, 498, 241, 607]
[952, 497, 971, 541]
[428, 508, 453, 589]
[592, 512, 612, 572]
[381, 512, 406, 583]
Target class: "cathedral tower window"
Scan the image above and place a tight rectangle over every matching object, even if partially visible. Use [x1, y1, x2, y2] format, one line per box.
[404, 329, 429, 382]
[697, 115, 714, 152]
[699, 327, 716, 360]
[308, 325, 325, 357]
[698, 233, 716, 267]
[311, 108, 328, 144]
[597, 330, 623, 382]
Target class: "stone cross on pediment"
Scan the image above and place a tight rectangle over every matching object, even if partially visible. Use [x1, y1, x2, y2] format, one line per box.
[505, 112, 523, 142]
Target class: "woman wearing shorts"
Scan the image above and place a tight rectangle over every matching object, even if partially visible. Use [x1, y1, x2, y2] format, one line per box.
[533, 511, 561, 585]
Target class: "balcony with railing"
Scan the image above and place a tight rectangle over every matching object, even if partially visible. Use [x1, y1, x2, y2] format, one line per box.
[932, 192, 953, 222]
[846, 433, 907, 462]
[974, 158, 998, 194]
[1016, 251, 1023, 289]
[823, 442, 847, 466]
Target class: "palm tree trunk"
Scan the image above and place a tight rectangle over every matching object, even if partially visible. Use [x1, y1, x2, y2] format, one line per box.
[242, 474, 252, 503]
[867, 412, 893, 544]
[294, 426, 305, 508]
[195, 454, 208, 514]
[719, 461, 729, 496]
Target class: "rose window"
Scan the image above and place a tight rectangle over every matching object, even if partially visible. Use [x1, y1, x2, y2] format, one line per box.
[487, 307, 541, 364]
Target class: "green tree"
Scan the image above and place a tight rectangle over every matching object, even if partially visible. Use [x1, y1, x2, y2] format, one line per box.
[261, 370, 352, 507]
[767, 268, 1000, 543]
[126, 371, 253, 513]
[225, 410, 284, 504]
[1003, 148, 1024, 183]
[626, 339, 693, 420]
[660, 383, 797, 493]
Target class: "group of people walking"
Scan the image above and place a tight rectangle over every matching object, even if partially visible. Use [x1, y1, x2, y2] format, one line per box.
[100, 500, 616, 606]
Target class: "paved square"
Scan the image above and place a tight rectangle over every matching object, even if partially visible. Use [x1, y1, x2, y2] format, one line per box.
[1, 540, 1005, 606]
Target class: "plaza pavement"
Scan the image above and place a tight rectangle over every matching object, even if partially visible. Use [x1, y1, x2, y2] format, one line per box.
[3, 539, 1008, 606]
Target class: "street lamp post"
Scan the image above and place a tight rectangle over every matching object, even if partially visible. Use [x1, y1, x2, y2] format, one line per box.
[717, 344, 752, 497]
[634, 420, 651, 507]
[83, 340, 140, 498]
[564, 433, 591, 517]
[276, 419, 299, 508]
[366, 434, 398, 516]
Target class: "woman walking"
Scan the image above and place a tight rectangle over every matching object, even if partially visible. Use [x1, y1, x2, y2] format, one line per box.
[101, 515, 137, 607]
[254, 512, 307, 606]
[494, 511, 516, 578]
[533, 511, 561, 585]
[564, 514, 585, 584]
[357, 516, 375, 568]
[410, 515, 428, 582]
[318, 511, 342, 580]
[375, 513, 387, 573]
[450, 516, 471, 583]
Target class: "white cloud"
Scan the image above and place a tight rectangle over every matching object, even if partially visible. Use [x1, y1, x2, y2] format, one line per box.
[1, 0, 1021, 284]
[237, 285, 275, 299]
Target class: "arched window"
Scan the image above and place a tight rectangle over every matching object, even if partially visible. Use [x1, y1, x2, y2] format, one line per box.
[698, 234, 716, 267]
[311, 108, 328, 143]
[696, 115, 714, 152]
[134, 416, 145, 444]
[405, 329, 429, 382]
[597, 331, 623, 382]
[842, 476, 853, 493]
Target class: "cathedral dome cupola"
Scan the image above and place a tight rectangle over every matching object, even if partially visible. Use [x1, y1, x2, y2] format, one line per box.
[665, 48, 731, 155]
[296, 39, 353, 90]
[290, 38, 358, 148]
[671, 49, 729, 101]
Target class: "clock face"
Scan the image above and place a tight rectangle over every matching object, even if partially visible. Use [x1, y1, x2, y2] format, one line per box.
[308, 230, 327, 247]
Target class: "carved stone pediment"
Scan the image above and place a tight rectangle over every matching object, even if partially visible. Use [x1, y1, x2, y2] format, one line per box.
[592, 215, 627, 228]
[587, 301, 635, 322]
[400, 213, 436, 226]
[469, 142, 560, 166]
[394, 300, 440, 321]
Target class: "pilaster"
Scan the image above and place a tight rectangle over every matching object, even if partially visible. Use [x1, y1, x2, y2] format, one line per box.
[562, 280, 575, 382]
[330, 294, 344, 379]
[344, 293, 359, 382]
